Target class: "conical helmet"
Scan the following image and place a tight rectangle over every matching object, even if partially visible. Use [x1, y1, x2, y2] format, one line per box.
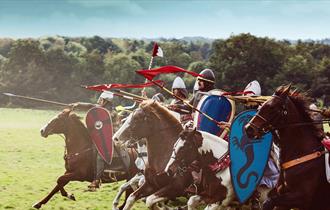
[172, 77, 186, 90]
[197, 69, 215, 83]
[244, 80, 261, 96]
[99, 91, 114, 102]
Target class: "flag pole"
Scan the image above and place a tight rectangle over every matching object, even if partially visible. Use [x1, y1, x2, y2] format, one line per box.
[112, 92, 144, 103]
[113, 90, 147, 101]
[148, 56, 154, 70]
[141, 43, 157, 96]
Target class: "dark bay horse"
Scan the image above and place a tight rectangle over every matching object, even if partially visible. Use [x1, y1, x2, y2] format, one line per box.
[114, 100, 193, 210]
[33, 109, 138, 209]
[245, 85, 330, 210]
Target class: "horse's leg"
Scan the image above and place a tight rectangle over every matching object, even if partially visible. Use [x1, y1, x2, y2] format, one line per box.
[59, 187, 76, 201]
[119, 187, 134, 210]
[123, 182, 156, 210]
[187, 195, 204, 210]
[204, 203, 221, 210]
[113, 179, 134, 210]
[115, 174, 145, 210]
[32, 184, 62, 209]
[146, 194, 168, 210]
[114, 173, 144, 209]
[32, 172, 78, 209]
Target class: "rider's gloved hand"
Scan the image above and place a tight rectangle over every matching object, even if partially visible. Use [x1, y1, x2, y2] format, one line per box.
[217, 121, 231, 129]
[69, 103, 79, 110]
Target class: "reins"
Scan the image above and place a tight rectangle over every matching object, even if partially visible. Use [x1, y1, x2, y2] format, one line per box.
[251, 93, 330, 171]
[281, 149, 328, 170]
[58, 132, 92, 162]
[277, 119, 330, 129]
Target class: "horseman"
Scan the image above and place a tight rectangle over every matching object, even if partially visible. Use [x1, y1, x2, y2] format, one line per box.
[168, 68, 216, 117]
[170, 76, 188, 105]
[71, 91, 114, 191]
[72, 91, 114, 111]
[168, 76, 192, 124]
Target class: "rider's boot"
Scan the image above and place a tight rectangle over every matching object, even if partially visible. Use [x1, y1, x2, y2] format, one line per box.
[88, 179, 101, 191]
[87, 151, 105, 192]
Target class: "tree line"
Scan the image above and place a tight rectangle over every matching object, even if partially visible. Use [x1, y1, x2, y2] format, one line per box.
[0, 34, 329, 108]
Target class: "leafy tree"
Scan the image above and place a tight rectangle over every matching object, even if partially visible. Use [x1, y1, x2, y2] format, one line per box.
[103, 53, 142, 84]
[81, 36, 120, 54]
[210, 33, 286, 94]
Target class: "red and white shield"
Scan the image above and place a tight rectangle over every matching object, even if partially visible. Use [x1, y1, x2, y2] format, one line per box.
[86, 107, 113, 164]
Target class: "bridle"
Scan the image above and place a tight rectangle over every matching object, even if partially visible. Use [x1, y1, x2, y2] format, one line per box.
[248, 94, 289, 136]
[248, 94, 328, 170]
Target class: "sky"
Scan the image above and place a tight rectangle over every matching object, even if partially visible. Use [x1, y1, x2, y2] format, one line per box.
[0, 0, 330, 40]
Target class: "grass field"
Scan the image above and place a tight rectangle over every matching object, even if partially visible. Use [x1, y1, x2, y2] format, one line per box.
[0, 108, 145, 210]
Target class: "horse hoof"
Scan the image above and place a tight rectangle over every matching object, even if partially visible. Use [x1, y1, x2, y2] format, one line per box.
[68, 194, 76, 201]
[32, 202, 42, 209]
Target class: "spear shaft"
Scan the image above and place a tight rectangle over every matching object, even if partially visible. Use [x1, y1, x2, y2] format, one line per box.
[3, 93, 69, 106]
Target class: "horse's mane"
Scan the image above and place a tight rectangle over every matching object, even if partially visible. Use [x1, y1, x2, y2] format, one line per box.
[140, 100, 182, 130]
[275, 86, 320, 136]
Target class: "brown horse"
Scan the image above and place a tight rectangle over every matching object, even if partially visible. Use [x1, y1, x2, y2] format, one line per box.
[245, 85, 330, 210]
[33, 109, 138, 209]
[114, 100, 193, 210]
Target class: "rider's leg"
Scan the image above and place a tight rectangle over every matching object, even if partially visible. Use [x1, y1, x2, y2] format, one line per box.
[88, 149, 106, 191]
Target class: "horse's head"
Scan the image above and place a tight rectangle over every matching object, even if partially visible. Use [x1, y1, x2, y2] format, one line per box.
[165, 128, 203, 177]
[40, 109, 72, 138]
[113, 107, 151, 145]
[114, 100, 180, 145]
[245, 85, 294, 139]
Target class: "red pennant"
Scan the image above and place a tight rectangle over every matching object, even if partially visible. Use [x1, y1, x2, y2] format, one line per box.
[136, 65, 202, 80]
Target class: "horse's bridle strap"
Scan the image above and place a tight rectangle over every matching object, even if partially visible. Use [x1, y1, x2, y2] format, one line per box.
[281, 150, 327, 170]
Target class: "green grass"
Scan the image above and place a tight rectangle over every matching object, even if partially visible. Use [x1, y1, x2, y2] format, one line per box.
[0, 108, 145, 210]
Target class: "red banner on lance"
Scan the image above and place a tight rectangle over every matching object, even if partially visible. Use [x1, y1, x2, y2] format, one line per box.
[136, 65, 203, 80]
[83, 80, 164, 92]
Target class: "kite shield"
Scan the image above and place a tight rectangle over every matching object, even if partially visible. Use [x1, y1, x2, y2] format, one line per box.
[86, 107, 113, 164]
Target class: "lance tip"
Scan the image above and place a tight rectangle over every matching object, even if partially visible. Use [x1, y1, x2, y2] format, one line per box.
[3, 93, 15, 96]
